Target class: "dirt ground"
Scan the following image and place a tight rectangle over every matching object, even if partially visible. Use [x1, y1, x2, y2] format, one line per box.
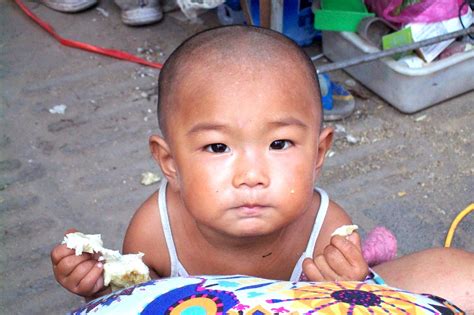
[1, 1, 473, 313]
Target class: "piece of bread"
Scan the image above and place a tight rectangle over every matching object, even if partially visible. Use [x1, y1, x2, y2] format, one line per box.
[103, 252, 151, 291]
[62, 232, 150, 290]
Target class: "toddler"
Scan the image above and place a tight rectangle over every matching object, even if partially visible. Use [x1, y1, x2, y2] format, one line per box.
[51, 25, 474, 311]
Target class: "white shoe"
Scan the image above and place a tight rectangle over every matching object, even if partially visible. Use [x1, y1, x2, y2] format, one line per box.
[114, 0, 163, 26]
[41, 0, 97, 12]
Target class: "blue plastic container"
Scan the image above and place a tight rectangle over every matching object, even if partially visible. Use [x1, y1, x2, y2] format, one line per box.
[219, 0, 321, 46]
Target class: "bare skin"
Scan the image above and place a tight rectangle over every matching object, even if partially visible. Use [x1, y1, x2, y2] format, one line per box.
[374, 248, 474, 313]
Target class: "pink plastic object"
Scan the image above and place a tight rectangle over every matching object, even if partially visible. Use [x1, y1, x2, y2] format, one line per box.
[362, 226, 397, 267]
[364, 0, 468, 25]
[438, 41, 470, 60]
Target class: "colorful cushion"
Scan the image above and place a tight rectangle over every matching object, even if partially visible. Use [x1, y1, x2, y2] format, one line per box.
[71, 275, 464, 314]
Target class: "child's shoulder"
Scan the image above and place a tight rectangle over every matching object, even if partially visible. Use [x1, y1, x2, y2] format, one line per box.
[123, 190, 171, 277]
[314, 189, 352, 231]
[325, 198, 352, 227]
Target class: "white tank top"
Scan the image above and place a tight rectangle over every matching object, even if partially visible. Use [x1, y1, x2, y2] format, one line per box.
[158, 179, 329, 281]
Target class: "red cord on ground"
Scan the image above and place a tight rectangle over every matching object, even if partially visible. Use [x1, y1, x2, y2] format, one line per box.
[14, 0, 163, 69]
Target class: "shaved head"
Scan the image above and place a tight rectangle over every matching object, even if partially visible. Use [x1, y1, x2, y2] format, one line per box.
[157, 25, 321, 137]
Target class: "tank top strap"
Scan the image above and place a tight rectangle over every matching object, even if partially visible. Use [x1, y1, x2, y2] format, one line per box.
[158, 179, 182, 277]
[303, 187, 329, 258]
[289, 187, 330, 281]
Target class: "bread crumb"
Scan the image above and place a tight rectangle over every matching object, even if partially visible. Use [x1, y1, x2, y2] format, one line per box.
[331, 225, 359, 237]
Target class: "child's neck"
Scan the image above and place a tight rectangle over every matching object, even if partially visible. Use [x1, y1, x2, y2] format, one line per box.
[167, 189, 320, 279]
[195, 222, 288, 255]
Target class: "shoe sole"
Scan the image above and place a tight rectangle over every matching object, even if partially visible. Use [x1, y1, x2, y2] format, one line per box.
[42, 0, 97, 12]
[323, 97, 355, 121]
[121, 7, 163, 26]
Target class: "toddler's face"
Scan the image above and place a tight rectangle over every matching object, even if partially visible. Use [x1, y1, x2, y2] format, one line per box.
[165, 64, 326, 238]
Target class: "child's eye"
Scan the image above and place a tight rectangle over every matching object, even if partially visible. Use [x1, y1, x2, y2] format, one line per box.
[205, 143, 230, 153]
[270, 140, 292, 150]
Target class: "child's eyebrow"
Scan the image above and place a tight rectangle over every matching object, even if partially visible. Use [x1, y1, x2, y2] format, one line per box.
[187, 122, 228, 135]
[186, 117, 309, 135]
[268, 117, 308, 129]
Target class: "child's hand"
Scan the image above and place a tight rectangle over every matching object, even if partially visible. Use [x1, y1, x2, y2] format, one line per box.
[303, 233, 369, 282]
[51, 230, 106, 298]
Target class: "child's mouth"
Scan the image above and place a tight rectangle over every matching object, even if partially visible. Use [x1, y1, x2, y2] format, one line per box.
[233, 204, 267, 216]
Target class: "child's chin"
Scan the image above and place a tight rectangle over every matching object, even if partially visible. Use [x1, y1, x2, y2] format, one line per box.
[226, 224, 276, 238]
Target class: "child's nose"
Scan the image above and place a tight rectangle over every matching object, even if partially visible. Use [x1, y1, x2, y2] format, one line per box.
[232, 152, 269, 188]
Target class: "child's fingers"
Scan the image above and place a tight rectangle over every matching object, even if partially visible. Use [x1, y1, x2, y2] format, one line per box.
[346, 232, 362, 249]
[330, 235, 363, 265]
[62, 259, 98, 295]
[302, 258, 324, 281]
[51, 244, 76, 265]
[76, 262, 105, 295]
[313, 254, 340, 281]
[91, 271, 105, 294]
[55, 252, 94, 278]
[323, 244, 352, 277]
[330, 235, 369, 278]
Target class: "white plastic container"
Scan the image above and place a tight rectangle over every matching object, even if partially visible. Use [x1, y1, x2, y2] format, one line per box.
[322, 31, 474, 113]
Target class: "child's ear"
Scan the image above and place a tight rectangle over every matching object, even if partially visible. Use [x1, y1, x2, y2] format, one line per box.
[314, 126, 334, 176]
[149, 135, 179, 190]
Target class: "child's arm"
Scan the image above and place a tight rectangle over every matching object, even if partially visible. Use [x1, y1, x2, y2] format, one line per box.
[51, 230, 107, 299]
[122, 191, 170, 278]
[303, 200, 369, 282]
